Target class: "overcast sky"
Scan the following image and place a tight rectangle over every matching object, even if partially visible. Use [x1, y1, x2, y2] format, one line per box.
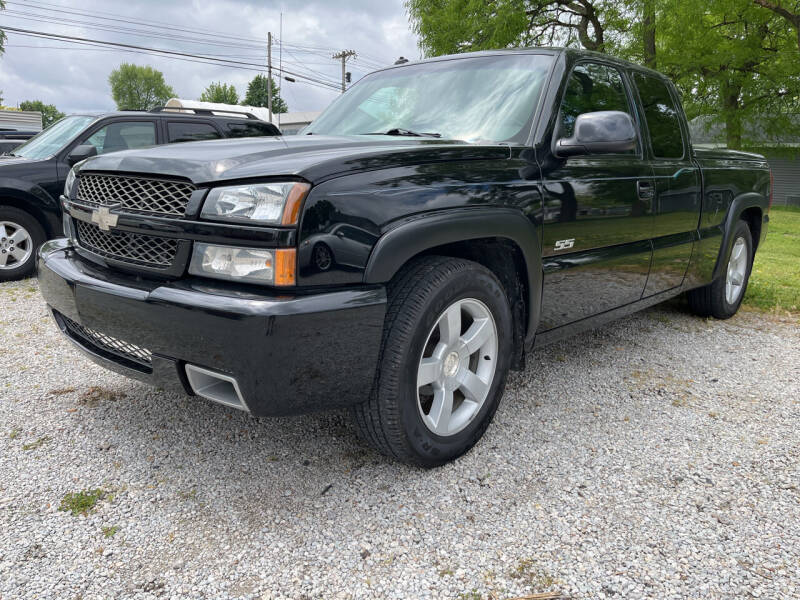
[0, 0, 420, 115]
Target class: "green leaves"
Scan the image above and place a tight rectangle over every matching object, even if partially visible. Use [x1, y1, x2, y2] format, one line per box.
[108, 63, 176, 111]
[242, 74, 288, 113]
[199, 81, 239, 105]
[19, 100, 65, 128]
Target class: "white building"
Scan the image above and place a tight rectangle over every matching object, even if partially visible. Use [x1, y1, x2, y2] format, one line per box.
[164, 99, 321, 135]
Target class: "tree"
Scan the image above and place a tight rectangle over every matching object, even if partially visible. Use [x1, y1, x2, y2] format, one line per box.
[19, 100, 65, 128]
[242, 74, 288, 113]
[199, 81, 239, 104]
[753, 0, 800, 51]
[405, 0, 633, 56]
[108, 63, 175, 111]
[658, 0, 800, 149]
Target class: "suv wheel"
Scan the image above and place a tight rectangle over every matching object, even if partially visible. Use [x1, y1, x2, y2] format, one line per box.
[687, 219, 753, 319]
[0, 207, 45, 281]
[352, 256, 513, 467]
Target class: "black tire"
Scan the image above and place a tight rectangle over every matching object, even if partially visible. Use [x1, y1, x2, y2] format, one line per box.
[0, 206, 46, 282]
[687, 219, 753, 319]
[312, 242, 333, 271]
[352, 256, 513, 468]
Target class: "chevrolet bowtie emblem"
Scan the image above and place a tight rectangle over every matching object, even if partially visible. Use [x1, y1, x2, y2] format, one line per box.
[91, 206, 119, 231]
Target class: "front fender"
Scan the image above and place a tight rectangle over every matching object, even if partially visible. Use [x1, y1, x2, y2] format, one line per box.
[363, 207, 542, 340]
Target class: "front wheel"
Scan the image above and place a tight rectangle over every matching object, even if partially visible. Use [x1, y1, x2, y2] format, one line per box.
[352, 256, 513, 467]
[687, 219, 753, 319]
[0, 207, 46, 281]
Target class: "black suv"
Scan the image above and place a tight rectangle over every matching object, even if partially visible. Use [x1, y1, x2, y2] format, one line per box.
[0, 129, 38, 155]
[0, 108, 280, 280]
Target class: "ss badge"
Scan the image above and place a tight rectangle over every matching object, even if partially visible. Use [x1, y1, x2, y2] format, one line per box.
[554, 238, 575, 251]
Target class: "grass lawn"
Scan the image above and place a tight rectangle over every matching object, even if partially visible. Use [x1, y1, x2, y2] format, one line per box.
[744, 206, 800, 313]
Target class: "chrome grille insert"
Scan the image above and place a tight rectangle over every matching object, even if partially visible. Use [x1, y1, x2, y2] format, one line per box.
[77, 174, 194, 217]
[76, 221, 178, 268]
[57, 312, 152, 367]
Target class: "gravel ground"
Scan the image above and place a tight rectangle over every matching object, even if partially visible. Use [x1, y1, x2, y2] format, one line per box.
[1, 277, 798, 600]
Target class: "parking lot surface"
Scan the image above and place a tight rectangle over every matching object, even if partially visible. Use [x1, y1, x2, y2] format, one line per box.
[1, 278, 798, 599]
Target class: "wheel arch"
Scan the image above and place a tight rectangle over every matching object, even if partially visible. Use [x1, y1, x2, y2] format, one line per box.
[363, 208, 542, 364]
[0, 186, 61, 238]
[712, 193, 766, 281]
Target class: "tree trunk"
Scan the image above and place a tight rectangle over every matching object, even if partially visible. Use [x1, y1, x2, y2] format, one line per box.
[723, 83, 743, 150]
[642, 0, 656, 68]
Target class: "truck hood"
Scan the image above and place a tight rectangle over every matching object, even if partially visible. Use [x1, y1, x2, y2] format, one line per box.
[74, 135, 511, 185]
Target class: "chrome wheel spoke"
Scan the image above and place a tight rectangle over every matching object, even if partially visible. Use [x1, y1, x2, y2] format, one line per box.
[459, 370, 489, 403]
[9, 229, 29, 246]
[9, 247, 27, 261]
[427, 388, 454, 435]
[0, 251, 7, 267]
[0, 224, 7, 240]
[439, 303, 462, 347]
[417, 357, 442, 387]
[461, 317, 492, 354]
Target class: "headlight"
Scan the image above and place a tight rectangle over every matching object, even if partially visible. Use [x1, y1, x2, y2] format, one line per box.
[189, 243, 296, 286]
[200, 182, 310, 225]
[63, 169, 77, 199]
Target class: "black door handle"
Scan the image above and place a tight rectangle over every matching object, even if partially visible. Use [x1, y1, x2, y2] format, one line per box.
[637, 180, 655, 199]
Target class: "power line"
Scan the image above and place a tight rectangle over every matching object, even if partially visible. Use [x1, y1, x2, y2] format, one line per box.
[0, 26, 343, 92]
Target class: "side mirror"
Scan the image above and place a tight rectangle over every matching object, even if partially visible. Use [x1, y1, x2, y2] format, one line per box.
[66, 144, 98, 166]
[555, 111, 637, 157]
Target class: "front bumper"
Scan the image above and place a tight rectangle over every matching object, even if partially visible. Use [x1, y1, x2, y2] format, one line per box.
[37, 238, 387, 416]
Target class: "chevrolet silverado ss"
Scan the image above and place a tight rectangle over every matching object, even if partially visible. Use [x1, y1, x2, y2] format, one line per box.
[38, 49, 770, 466]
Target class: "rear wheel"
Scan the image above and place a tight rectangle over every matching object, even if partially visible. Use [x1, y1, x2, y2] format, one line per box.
[352, 256, 513, 467]
[687, 219, 753, 319]
[0, 207, 45, 281]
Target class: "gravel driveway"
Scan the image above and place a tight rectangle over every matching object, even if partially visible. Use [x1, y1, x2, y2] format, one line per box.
[1, 278, 798, 600]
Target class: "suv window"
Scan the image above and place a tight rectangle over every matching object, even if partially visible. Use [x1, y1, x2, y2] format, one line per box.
[633, 73, 684, 159]
[226, 122, 277, 138]
[167, 122, 221, 143]
[559, 63, 634, 154]
[85, 121, 156, 155]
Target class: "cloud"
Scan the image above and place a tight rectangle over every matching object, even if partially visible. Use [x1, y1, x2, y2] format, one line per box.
[0, 0, 419, 115]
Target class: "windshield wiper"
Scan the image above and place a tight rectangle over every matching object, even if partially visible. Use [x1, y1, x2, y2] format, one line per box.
[362, 128, 441, 138]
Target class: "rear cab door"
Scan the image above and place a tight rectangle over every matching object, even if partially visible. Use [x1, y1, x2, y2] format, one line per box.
[630, 71, 701, 295]
[536, 59, 655, 331]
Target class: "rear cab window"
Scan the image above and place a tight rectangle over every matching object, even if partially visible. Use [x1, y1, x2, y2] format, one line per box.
[633, 73, 685, 159]
[167, 122, 222, 143]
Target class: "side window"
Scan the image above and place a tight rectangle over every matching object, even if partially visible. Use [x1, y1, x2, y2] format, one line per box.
[167, 122, 222, 143]
[559, 63, 634, 154]
[226, 122, 278, 138]
[85, 121, 156, 155]
[633, 73, 684, 159]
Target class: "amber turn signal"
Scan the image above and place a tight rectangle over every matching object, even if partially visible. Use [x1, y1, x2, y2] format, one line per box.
[274, 248, 297, 286]
[281, 183, 311, 226]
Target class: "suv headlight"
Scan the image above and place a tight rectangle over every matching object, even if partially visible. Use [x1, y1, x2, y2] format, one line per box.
[200, 182, 310, 225]
[63, 169, 77, 199]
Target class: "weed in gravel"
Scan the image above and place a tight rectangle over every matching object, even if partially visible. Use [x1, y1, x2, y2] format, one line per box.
[510, 558, 558, 590]
[457, 591, 482, 600]
[22, 436, 51, 451]
[8, 427, 21, 439]
[59, 489, 107, 516]
[78, 386, 126, 407]
[101, 525, 119, 538]
[49, 387, 76, 396]
[177, 489, 197, 501]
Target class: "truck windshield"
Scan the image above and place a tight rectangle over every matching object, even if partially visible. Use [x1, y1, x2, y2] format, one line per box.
[305, 53, 554, 143]
[11, 115, 95, 160]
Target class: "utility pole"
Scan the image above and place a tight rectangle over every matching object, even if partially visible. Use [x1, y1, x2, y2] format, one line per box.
[332, 49, 356, 93]
[267, 32, 273, 122]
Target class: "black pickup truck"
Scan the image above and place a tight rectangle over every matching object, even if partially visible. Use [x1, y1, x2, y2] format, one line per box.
[38, 49, 770, 467]
[0, 109, 279, 280]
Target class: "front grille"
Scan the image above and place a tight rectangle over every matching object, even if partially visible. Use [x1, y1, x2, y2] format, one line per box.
[76, 221, 178, 269]
[58, 312, 152, 367]
[77, 174, 195, 217]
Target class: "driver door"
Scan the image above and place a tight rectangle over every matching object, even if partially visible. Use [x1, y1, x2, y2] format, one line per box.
[537, 61, 655, 331]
